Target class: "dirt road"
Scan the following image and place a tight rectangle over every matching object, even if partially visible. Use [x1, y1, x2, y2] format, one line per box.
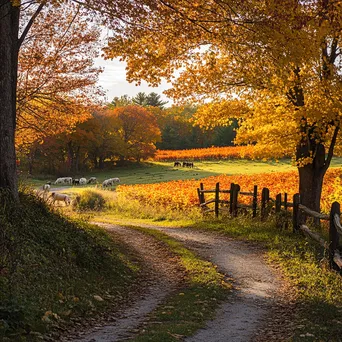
[63, 224, 294, 342]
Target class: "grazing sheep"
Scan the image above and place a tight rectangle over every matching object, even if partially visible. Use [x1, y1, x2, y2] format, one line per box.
[54, 177, 72, 185]
[72, 178, 80, 185]
[79, 177, 87, 185]
[87, 177, 97, 184]
[174, 161, 182, 167]
[49, 192, 71, 205]
[43, 183, 51, 192]
[102, 179, 111, 188]
[102, 178, 120, 188]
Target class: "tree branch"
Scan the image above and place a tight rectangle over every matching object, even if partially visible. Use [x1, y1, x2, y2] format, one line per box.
[18, 2, 45, 49]
[324, 125, 339, 172]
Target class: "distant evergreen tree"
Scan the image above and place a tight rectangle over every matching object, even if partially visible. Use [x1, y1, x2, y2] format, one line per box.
[146, 92, 168, 108]
[132, 92, 148, 106]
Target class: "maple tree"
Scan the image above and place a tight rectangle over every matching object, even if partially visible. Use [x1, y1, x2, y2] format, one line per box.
[104, 0, 342, 213]
[16, 4, 102, 153]
[23, 106, 160, 174]
[112, 105, 161, 163]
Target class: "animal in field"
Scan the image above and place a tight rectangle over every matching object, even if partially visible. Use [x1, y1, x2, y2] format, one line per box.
[102, 178, 120, 188]
[174, 161, 182, 167]
[72, 179, 80, 185]
[87, 177, 97, 184]
[54, 177, 72, 185]
[182, 161, 194, 168]
[42, 183, 50, 192]
[79, 177, 87, 185]
[49, 192, 71, 205]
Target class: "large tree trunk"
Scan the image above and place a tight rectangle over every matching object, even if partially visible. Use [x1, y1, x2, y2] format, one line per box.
[297, 142, 328, 222]
[298, 164, 325, 213]
[0, 2, 20, 199]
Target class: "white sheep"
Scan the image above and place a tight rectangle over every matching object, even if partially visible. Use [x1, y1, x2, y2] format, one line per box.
[49, 192, 71, 206]
[79, 177, 87, 185]
[102, 177, 120, 188]
[87, 177, 97, 184]
[54, 177, 72, 185]
[102, 179, 112, 188]
[43, 184, 50, 192]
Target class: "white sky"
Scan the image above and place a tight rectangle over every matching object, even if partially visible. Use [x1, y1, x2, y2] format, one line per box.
[94, 56, 172, 105]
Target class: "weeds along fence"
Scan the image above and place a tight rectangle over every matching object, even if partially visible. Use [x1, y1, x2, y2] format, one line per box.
[197, 182, 342, 271]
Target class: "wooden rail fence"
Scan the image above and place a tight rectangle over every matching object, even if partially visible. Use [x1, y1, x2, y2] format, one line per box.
[197, 182, 342, 271]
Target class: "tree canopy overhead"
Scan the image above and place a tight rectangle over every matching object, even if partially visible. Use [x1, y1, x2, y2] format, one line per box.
[104, 0, 342, 212]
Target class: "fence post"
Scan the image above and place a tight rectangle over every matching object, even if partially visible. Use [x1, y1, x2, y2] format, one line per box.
[261, 187, 270, 221]
[232, 184, 240, 217]
[200, 183, 205, 204]
[275, 194, 281, 213]
[284, 192, 288, 230]
[197, 188, 202, 206]
[275, 194, 282, 228]
[229, 183, 235, 215]
[329, 202, 340, 270]
[252, 185, 258, 218]
[293, 193, 300, 232]
[215, 182, 220, 218]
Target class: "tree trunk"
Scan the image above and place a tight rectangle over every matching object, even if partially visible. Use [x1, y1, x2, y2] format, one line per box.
[75, 146, 81, 173]
[0, 2, 20, 199]
[298, 164, 325, 213]
[297, 142, 327, 224]
[93, 157, 98, 169]
[99, 157, 104, 169]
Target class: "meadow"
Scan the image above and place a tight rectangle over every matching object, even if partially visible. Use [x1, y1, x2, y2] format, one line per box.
[14, 156, 342, 341]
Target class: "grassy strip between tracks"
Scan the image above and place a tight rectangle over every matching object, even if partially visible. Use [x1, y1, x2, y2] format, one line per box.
[125, 226, 232, 342]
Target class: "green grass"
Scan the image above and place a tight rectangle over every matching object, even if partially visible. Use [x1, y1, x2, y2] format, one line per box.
[22, 159, 294, 189]
[0, 189, 141, 341]
[23, 157, 342, 189]
[124, 226, 231, 342]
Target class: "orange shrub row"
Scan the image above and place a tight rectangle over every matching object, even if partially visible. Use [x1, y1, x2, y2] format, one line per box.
[117, 168, 341, 214]
[153, 146, 255, 161]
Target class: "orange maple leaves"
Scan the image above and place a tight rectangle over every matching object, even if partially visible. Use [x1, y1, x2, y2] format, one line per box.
[117, 168, 341, 214]
[153, 146, 256, 161]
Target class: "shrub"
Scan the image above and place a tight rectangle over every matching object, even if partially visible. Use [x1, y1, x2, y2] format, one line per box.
[74, 190, 106, 211]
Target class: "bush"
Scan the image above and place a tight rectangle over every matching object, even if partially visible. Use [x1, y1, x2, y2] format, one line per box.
[74, 190, 106, 211]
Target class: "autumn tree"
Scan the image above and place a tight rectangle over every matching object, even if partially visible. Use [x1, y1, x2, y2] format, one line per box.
[108, 95, 133, 109]
[0, 0, 155, 199]
[104, 1, 342, 213]
[112, 105, 161, 163]
[16, 4, 102, 164]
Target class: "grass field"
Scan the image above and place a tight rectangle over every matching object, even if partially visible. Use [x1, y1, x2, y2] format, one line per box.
[24, 157, 342, 189]
[17, 158, 330, 189]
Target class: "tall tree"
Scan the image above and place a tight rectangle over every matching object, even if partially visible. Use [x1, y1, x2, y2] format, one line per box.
[132, 92, 148, 106]
[104, 1, 342, 213]
[0, 0, 150, 199]
[112, 105, 161, 163]
[16, 4, 101, 153]
[146, 92, 168, 108]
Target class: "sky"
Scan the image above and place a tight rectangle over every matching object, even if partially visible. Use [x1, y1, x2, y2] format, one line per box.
[94, 56, 172, 105]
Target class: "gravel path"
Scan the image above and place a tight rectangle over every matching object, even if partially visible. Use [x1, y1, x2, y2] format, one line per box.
[62, 224, 293, 342]
[63, 224, 185, 342]
[154, 227, 282, 342]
